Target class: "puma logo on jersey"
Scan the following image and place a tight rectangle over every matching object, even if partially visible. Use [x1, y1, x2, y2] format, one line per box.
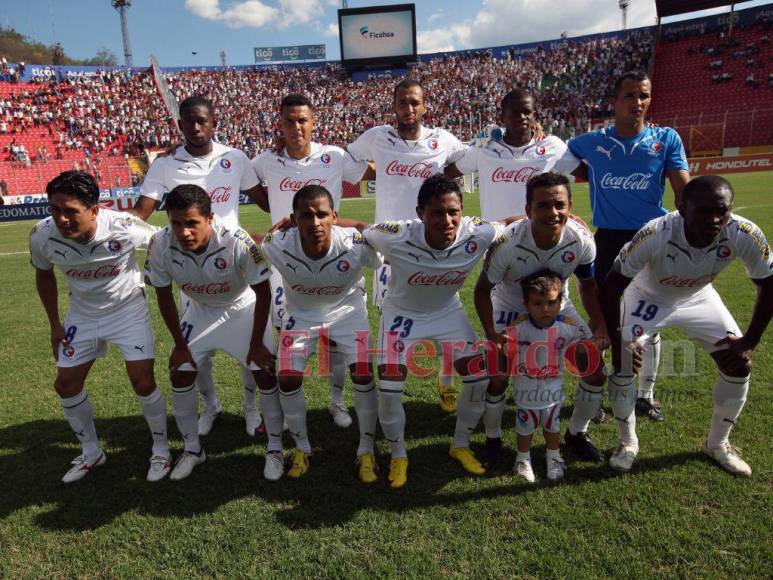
[172, 259, 184, 268]
[408, 252, 422, 262]
[134, 345, 145, 353]
[666, 253, 677, 262]
[286, 263, 298, 274]
[387, 137, 397, 146]
[595, 145, 614, 160]
[54, 249, 67, 258]
[516, 256, 529, 265]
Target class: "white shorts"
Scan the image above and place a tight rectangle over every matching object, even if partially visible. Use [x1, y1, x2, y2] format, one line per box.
[621, 285, 741, 354]
[492, 297, 591, 337]
[376, 303, 480, 369]
[178, 295, 275, 372]
[269, 267, 286, 329]
[58, 293, 155, 368]
[372, 262, 390, 309]
[278, 308, 372, 374]
[516, 403, 562, 436]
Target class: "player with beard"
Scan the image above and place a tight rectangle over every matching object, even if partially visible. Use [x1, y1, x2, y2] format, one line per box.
[252, 94, 372, 430]
[30, 171, 172, 483]
[132, 96, 268, 440]
[600, 175, 772, 476]
[348, 79, 466, 413]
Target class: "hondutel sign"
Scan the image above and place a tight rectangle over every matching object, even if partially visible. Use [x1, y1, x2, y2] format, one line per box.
[688, 153, 773, 175]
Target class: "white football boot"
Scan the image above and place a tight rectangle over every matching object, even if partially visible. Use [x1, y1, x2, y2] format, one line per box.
[61, 451, 106, 483]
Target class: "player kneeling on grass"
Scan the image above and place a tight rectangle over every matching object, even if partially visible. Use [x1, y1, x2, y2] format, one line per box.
[362, 174, 512, 488]
[509, 270, 599, 483]
[145, 184, 276, 481]
[261, 185, 382, 482]
[600, 175, 772, 476]
[30, 171, 171, 483]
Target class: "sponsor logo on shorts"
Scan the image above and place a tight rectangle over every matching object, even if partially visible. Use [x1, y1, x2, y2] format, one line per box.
[62, 345, 76, 358]
[407, 270, 468, 287]
[336, 259, 351, 273]
[516, 362, 561, 379]
[464, 240, 478, 254]
[281, 334, 294, 348]
[561, 250, 576, 263]
[659, 274, 717, 288]
[393, 339, 405, 353]
[214, 257, 227, 270]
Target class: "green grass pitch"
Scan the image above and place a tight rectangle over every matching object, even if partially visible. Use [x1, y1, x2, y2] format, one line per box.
[0, 173, 770, 577]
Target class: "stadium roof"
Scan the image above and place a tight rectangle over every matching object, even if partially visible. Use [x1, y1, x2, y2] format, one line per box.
[655, 0, 733, 19]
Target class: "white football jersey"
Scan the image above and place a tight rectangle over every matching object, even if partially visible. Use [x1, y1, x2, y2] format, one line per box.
[616, 211, 773, 304]
[140, 142, 258, 229]
[455, 135, 579, 221]
[509, 314, 586, 410]
[252, 142, 367, 223]
[364, 216, 505, 316]
[347, 125, 466, 221]
[144, 218, 271, 308]
[29, 209, 158, 315]
[261, 226, 381, 323]
[484, 217, 596, 312]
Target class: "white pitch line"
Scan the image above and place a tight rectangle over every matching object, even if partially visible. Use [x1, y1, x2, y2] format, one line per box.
[0, 251, 29, 256]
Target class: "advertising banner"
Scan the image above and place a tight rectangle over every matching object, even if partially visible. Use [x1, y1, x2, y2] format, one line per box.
[253, 45, 326, 63]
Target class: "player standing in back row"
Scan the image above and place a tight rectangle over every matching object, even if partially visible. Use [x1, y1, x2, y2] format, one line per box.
[347, 79, 466, 412]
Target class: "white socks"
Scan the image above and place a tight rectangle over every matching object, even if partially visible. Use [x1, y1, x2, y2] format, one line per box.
[609, 373, 638, 448]
[452, 374, 488, 449]
[329, 347, 347, 406]
[638, 334, 661, 400]
[568, 379, 605, 435]
[279, 387, 311, 452]
[60, 390, 100, 457]
[195, 354, 219, 409]
[378, 380, 406, 458]
[242, 367, 257, 412]
[484, 391, 507, 439]
[172, 383, 200, 453]
[258, 386, 284, 453]
[707, 372, 749, 448]
[353, 380, 378, 455]
[137, 388, 169, 456]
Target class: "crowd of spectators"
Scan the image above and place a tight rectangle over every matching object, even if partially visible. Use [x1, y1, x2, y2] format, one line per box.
[2, 30, 653, 161]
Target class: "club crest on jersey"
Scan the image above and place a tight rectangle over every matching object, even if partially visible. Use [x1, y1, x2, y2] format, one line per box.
[535, 145, 547, 156]
[214, 257, 228, 270]
[220, 158, 232, 172]
[106, 240, 122, 254]
[739, 222, 770, 258]
[374, 222, 400, 234]
[281, 334, 294, 348]
[648, 142, 663, 156]
[320, 153, 331, 165]
[393, 339, 405, 353]
[561, 250, 576, 263]
[631, 324, 644, 338]
[464, 240, 478, 254]
[428, 138, 438, 151]
[336, 259, 351, 273]
[715, 245, 732, 259]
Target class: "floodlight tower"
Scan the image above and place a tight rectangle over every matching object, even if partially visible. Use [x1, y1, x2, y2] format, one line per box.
[112, 0, 134, 67]
[619, 0, 631, 30]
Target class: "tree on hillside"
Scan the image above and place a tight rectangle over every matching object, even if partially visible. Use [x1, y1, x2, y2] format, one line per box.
[83, 47, 118, 67]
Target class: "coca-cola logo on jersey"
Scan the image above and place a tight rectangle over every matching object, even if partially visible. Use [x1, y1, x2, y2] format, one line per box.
[209, 186, 232, 203]
[385, 161, 434, 179]
[291, 284, 344, 296]
[65, 264, 123, 279]
[659, 274, 717, 288]
[600, 173, 653, 190]
[181, 281, 231, 295]
[491, 166, 539, 183]
[407, 270, 468, 287]
[279, 177, 326, 192]
[516, 362, 561, 379]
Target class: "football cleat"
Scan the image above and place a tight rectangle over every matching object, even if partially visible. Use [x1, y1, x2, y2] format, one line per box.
[636, 398, 665, 422]
[287, 449, 311, 479]
[513, 459, 536, 483]
[244, 406, 263, 437]
[356, 453, 379, 484]
[61, 451, 106, 483]
[449, 447, 486, 476]
[146, 454, 172, 482]
[482, 436, 503, 470]
[328, 403, 353, 429]
[609, 443, 638, 472]
[702, 441, 752, 478]
[546, 455, 566, 481]
[198, 403, 224, 436]
[170, 448, 206, 481]
[564, 430, 605, 463]
[592, 406, 608, 424]
[263, 450, 285, 481]
[437, 379, 458, 413]
[388, 457, 408, 489]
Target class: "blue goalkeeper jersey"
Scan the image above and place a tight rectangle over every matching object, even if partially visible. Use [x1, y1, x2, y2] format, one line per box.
[568, 125, 688, 230]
